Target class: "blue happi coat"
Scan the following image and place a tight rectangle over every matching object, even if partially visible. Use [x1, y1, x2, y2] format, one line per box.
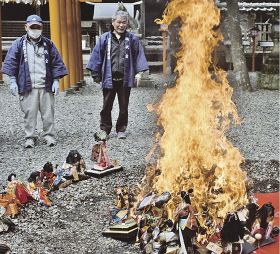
[86, 31, 149, 88]
[1, 35, 68, 94]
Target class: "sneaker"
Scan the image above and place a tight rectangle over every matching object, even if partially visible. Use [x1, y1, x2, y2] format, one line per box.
[45, 137, 56, 147]
[46, 140, 56, 147]
[47, 141, 56, 147]
[117, 132, 127, 139]
[24, 138, 34, 148]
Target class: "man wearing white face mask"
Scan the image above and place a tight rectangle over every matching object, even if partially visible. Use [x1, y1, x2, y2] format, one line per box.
[1, 15, 68, 148]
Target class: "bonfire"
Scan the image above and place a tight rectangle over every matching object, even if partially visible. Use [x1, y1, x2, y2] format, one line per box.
[106, 1, 277, 253]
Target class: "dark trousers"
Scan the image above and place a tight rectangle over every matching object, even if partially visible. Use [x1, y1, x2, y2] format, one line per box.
[100, 81, 131, 134]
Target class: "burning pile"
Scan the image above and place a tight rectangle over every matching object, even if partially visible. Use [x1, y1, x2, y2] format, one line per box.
[105, 0, 278, 253]
[135, 0, 247, 251]
[107, 185, 277, 253]
[128, 190, 276, 253]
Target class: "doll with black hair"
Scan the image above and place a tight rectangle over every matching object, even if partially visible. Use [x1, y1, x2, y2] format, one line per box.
[26, 171, 52, 207]
[38, 162, 56, 190]
[221, 212, 245, 242]
[62, 150, 88, 181]
[174, 189, 198, 254]
[6, 173, 31, 205]
[65, 150, 86, 173]
[251, 202, 275, 240]
[245, 202, 259, 232]
[220, 212, 245, 254]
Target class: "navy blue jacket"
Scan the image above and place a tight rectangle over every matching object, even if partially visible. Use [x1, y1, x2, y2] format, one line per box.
[1, 35, 68, 94]
[86, 31, 149, 89]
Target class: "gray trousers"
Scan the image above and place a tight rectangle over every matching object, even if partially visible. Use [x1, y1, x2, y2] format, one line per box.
[19, 88, 55, 141]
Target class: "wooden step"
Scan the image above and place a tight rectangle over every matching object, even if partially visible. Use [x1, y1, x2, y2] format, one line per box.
[148, 61, 163, 73]
[145, 36, 163, 41]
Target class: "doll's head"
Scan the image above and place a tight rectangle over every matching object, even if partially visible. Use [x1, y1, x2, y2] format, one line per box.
[43, 162, 53, 173]
[181, 189, 194, 204]
[66, 150, 82, 165]
[66, 150, 85, 172]
[7, 173, 16, 182]
[28, 171, 40, 183]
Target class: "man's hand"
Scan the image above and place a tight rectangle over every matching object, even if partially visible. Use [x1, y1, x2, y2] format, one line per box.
[92, 74, 101, 84]
[52, 79, 59, 95]
[9, 76, 18, 96]
[134, 72, 143, 87]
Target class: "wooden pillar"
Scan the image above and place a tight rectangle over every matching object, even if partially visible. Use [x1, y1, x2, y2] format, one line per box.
[141, 0, 146, 37]
[59, 0, 70, 91]
[75, 0, 83, 82]
[250, 26, 259, 72]
[71, 0, 79, 86]
[252, 35, 256, 72]
[49, 0, 64, 91]
[66, 0, 76, 88]
[162, 31, 167, 77]
[0, 4, 2, 82]
[159, 24, 168, 77]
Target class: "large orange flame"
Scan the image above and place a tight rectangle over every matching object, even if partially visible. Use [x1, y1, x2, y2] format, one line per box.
[148, 0, 248, 233]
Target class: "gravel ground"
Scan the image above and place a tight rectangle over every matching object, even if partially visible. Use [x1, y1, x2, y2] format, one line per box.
[0, 73, 279, 254]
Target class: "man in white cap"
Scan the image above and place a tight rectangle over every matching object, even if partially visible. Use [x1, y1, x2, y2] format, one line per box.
[1, 15, 68, 148]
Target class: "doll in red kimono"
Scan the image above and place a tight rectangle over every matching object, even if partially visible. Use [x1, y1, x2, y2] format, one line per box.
[6, 173, 32, 205]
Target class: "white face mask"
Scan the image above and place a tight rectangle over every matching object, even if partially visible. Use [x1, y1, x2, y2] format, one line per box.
[27, 29, 42, 39]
